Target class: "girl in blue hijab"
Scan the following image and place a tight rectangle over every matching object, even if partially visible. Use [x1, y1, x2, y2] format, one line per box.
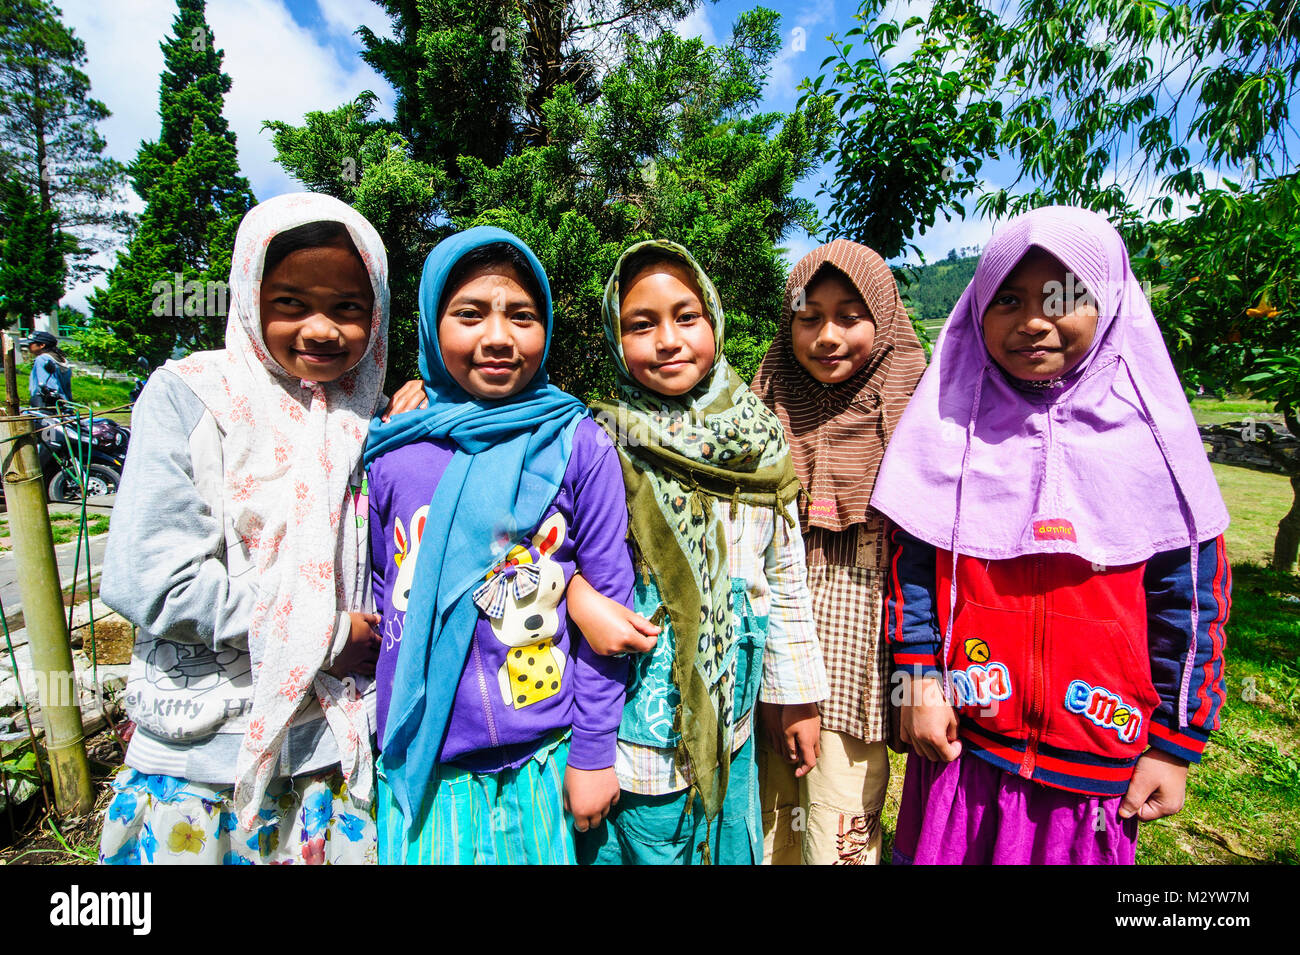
[364, 227, 635, 864]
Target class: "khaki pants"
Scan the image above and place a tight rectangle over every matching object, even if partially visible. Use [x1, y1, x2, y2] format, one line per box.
[759, 729, 889, 865]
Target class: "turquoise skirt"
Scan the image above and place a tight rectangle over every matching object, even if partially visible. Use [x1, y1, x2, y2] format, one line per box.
[376, 735, 573, 865]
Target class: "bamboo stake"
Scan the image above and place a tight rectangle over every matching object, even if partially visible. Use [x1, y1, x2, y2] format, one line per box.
[0, 333, 94, 816]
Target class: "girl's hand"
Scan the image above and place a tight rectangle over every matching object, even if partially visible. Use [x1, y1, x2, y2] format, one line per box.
[328, 611, 381, 679]
[899, 674, 962, 762]
[567, 572, 660, 656]
[379, 379, 428, 422]
[1119, 749, 1189, 821]
[760, 702, 821, 777]
[564, 766, 621, 833]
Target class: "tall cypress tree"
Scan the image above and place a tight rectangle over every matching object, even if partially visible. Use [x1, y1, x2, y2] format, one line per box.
[84, 0, 254, 370]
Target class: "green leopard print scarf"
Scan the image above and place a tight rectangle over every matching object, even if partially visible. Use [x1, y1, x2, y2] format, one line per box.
[592, 239, 799, 825]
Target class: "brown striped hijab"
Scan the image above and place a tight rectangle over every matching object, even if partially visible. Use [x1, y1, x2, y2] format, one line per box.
[752, 239, 927, 532]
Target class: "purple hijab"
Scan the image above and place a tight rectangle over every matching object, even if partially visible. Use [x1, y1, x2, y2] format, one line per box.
[871, 206, 1228, 726]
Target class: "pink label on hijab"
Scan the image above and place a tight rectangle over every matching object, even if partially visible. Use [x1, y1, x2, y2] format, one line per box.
[1032, 519, 1077, 542]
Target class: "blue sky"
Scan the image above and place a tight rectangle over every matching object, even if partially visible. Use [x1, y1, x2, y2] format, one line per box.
[53, 0, 1260, 309]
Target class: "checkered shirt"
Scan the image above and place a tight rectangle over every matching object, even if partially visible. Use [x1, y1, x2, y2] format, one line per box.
[802, 515, 890, 742]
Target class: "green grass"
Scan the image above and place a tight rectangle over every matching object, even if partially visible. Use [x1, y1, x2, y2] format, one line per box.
[1190, 398, 1274, 416]
[68, 377, 133, 414]
[1137, 564, 1300, 864]
[15, 361, 134, 422]
[1190, 397, 1278, 427]
[1107, 456, 1297, 863]
[0, 511, 111, 550]
[1213, 464, 1292, 566]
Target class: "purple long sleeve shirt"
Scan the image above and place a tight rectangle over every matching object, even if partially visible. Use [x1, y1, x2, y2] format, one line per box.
[368, 417, 633, 773]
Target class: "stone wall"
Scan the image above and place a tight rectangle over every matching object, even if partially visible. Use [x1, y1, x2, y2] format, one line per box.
[1200, 420, 1299, 474]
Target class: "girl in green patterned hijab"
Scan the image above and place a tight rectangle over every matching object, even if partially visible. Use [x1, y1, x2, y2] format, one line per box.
[573, 240, 829, 865]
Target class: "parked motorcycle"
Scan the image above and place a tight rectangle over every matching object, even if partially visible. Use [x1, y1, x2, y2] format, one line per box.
[29, 391, 130, 503]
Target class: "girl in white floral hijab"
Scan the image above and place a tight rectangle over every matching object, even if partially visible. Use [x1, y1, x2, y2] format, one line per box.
[98, 193, 389, 865]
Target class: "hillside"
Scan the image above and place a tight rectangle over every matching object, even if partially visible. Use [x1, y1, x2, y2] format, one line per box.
[895, 252, 980, 333]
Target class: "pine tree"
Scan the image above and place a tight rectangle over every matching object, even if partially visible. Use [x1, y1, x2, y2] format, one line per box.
[0, 174, 68, 326]
[83, 0, 254, 369]
[0, 0, 127, 286]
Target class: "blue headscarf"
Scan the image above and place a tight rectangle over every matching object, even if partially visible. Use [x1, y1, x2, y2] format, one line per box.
[364, 227, 587, 833]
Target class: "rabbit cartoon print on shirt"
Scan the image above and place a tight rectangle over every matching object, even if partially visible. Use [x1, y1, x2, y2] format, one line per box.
[392, 504, 429, 613]
[472, 513, 568, 709]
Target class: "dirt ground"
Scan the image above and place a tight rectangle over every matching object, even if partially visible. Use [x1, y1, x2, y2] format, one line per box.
[78, 618, 134, 664]
[0, 727, 123, 865]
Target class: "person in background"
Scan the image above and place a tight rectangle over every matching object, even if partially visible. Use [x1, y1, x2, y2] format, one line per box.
[26, 330, 73, 407]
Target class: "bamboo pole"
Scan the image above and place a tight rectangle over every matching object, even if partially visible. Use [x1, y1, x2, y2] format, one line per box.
[2, 330, 16, 412]
[0, 332, 94, 815]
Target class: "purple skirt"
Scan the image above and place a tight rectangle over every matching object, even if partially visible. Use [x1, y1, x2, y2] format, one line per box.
[893, 751, 1139, 865]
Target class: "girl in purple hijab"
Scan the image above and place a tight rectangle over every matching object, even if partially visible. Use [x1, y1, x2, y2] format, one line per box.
[873, 206, 1230, 864]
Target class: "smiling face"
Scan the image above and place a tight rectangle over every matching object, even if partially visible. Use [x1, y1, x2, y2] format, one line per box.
[790, 267, 877, 384]
[619, 262, 717, 397]
[259, 241, 374, 383]
[981, 247, 1099, 381]
[437, 263, 546, 400]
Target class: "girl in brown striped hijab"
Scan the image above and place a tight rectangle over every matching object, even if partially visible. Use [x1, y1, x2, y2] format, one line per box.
[751, 239, 926, 864]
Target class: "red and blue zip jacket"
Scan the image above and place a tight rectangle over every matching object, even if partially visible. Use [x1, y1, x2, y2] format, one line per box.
[885, 526, 1230, 796]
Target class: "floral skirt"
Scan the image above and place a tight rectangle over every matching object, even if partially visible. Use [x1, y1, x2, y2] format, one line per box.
[99, 767, 377, 865]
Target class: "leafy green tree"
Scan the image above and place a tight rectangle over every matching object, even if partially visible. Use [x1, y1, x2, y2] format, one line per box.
[811, 1, 1299, 249]
[0, 174, 68, 325]
[1136, 173, 1300, 572]
[0, 0, 127, 285]
[976, 0, 1299, 227]
[268, 1, 830, 397]
[355, 0, 524, 177]
[806, 0, 1006, 259]
[82, 0, 255, 370]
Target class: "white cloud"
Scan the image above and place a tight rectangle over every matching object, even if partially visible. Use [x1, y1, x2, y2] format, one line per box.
[766, 1, 836, 102]
[54, 0, 393, 311]
[315, 0, 395, 40]
[1113, 163, 1227, 221]
[778, 231, 821, 270]
[877, 0, 934, 70]
[906, 212, 994, 265]
[896, 175, 1000, 266]
[205, 0, 389, 196]
[674, 5, 717, 46]
[56, 0, 172, 175]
